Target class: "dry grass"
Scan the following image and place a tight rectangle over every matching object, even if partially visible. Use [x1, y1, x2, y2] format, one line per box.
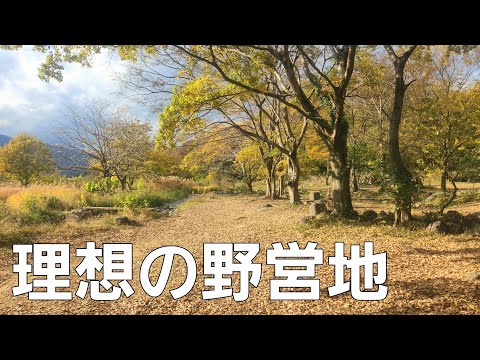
[0, 185, 23, 201]
[151, 176, 196, 191]
[5, 185, 82, 210]
[0, 193, 477, 315]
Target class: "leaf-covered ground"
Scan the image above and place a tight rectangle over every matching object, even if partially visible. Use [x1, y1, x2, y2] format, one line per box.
[0, 194, 478, 314]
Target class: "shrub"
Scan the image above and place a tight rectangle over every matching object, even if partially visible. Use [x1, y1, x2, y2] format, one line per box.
[84, 177, 119, 193]
[117, 194, 150, 210]
[19, 196, 64, 225]
[115, 189, 191, 209]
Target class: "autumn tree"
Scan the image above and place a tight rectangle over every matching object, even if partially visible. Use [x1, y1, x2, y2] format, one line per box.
[6, 45, 359, 213]
[232, 143, 263, 192]
[54, 100, 153, 189]
[54, 100, 120, 178]
[179, 126, 262, 190]
[410, 47, 480, 193]
[145, 147, 189, 178]
[164, 45, 357, 215]
[109, 118, 153, 190]
[0, 134, 54, 186]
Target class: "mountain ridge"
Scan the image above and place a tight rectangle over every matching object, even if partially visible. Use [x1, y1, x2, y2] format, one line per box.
[0, 134, 11, 146]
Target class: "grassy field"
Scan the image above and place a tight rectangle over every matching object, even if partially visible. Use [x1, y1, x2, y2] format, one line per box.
[0, 177, 197, 250]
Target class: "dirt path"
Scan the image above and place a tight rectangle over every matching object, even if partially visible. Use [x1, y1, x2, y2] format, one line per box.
[0, 194, 478, 314]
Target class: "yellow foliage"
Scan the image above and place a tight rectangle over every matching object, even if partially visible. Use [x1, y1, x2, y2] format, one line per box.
[5, 185, 82, 211]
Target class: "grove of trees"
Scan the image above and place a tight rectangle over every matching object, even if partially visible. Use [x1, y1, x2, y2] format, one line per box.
[1, 45, 479, 226]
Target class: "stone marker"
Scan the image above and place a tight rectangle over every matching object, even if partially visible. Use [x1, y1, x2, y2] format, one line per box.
[309, 191, 321, 201]
[309, 202, 327, 216]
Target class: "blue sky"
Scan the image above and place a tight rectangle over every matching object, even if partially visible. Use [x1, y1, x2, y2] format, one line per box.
[0, 46, 157, 140]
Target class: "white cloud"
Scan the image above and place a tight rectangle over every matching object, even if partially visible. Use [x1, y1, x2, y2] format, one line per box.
[0, 46, 155, 140]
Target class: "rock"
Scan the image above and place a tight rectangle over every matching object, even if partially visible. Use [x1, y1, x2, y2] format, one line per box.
[309, 191, 321, 201]
[427, 220, 449, 234]
[427, 211, 465, 234]
[300, 216, 315, 224]
[329, 210, 341, 219]
[464, 271, 480, 281]
[67, 214, 81, 223]
[444, 210, 463, 223]
[442, 210, 464, 234]
[115, 216, 130, 225]
[361, 209, 378, 221]
[463, 212, 480, 236]
[262, 204, 273, 208]
[67, 209, 91, 222]
[377, 210, 394, 221]
[309, 202, 327, 216]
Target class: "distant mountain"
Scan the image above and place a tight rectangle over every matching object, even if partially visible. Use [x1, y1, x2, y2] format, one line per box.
[49, 145, 88, 178]
[0, 134, 11, 146]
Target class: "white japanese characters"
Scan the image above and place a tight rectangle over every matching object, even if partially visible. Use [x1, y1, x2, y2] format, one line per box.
[13, 244, 71, 300]
[267, 242, 323, 300]
[12, 240, 388, 301]
[140, 246, 196, 299]
[203, 243, 261, 301]
[76, 242, 134, 300]
[328, 241, 388, 300]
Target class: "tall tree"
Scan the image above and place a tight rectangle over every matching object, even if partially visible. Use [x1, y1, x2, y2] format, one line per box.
[384, 45, 418, 225]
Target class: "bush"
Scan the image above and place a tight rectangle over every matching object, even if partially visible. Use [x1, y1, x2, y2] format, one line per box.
[234, 183, 251, 194]
[84, 177, 119, 193]
[119, 189, 191, 208]
[117, 194, 150, 210]
[19, 196, 64, 225]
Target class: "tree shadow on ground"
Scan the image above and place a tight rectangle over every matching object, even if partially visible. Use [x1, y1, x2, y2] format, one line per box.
[379, 277, 479, 314]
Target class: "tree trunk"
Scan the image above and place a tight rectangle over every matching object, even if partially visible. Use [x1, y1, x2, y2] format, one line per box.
[440, 168, 448, 192]
[118, 176, 127, 191]
[352, 166, 359, 192]
[325, 165, 330, 185]
[329, 128, 355, 218]
[438, 175, 457, 214]
[286, 155, 301, 204]
[246, 180, 254, 193]
[279, 175, 285, 197]
[127, 177, 135, 191]
[386, 46, 417, 226]
[264, 158, 276, 200]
